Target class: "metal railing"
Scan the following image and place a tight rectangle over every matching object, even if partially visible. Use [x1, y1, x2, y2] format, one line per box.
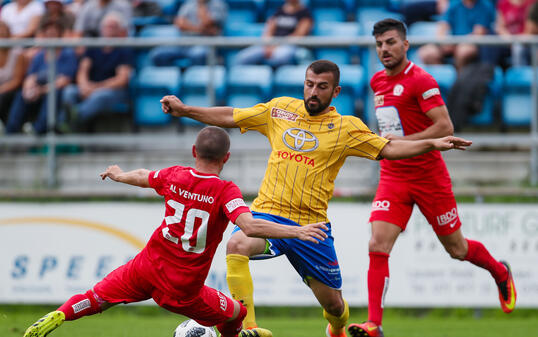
[0, 35, 537, 188]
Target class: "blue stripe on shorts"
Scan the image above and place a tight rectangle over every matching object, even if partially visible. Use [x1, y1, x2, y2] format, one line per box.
[231, 211, 342, 289]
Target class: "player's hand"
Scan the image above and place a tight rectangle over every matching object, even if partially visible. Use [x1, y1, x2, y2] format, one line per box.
[161, 95, 187, 117]
[434, 136, 472, 151]
[100, 165, 123, 181]
[297, 222, 328, 243]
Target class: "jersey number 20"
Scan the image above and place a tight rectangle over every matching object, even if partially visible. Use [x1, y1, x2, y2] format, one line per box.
[162, 199, 209, 254]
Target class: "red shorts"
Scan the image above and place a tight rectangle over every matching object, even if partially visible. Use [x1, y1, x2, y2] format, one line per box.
[369, 172, 461, 236]
[93, 253, 236, 326]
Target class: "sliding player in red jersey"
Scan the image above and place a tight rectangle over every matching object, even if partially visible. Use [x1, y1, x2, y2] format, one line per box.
[347, 19, 516, 337]
[23, 126, 328, 337]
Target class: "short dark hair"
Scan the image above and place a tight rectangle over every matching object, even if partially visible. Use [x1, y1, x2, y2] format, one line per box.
[372, 18, 407, 39]
[195, 126, 230, 161]
[306, 60, 340, 87]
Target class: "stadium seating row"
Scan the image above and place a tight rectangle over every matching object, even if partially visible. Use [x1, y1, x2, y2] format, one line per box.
[132, 64, 535, 128]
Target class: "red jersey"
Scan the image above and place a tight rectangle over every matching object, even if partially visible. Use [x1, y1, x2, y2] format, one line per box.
[371, 61, 446, 177]
[144, 166, 250, 298]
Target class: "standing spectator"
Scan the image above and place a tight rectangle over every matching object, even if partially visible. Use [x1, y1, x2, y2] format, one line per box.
[5, 20, 77, 135]
[0, 21, 27, 132]
[0, 0, 44, 38]
[233, 0, 313, 67]
[418, 0, 496, 69]
[73, 0, 131, 37]
[148, 0, 228, 67]
[62, 12, 133, 132]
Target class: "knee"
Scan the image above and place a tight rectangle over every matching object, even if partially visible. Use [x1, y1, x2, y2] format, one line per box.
[419, 44, 442, 64]
[226, 234, 252, 256]
[444, 243, 467, 260]
[455, 44, 478, 65]
[368, 237, 391, 254]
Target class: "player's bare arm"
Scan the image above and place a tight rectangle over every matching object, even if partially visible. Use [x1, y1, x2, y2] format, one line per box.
[384, 105, 454, 141]
[379, 136, 472, 160]
[234, 212, 328, 243]
[100, 165, 151, 188]
[160, 95, 238, 128]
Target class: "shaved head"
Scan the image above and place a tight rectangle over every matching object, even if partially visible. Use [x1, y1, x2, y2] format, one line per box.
[194, 126, 230, 161]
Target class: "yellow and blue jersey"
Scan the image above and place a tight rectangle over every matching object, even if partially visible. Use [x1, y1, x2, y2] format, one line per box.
[233, 96, 389, 224]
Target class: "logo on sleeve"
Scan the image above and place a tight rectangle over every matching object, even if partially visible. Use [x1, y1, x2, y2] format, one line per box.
[271, 108, 299, 121]
[225, 198, 247, 213]
[153, 170, 160, 178]
[422, 88, 440, 100]
[374, 95, 384, 107]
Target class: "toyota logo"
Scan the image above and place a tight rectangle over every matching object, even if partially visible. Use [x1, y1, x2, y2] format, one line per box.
[282, 128, 319, 152]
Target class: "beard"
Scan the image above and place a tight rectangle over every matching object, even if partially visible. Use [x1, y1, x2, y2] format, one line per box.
[304, 96, 331, 116]
[381, 53, 405, 70]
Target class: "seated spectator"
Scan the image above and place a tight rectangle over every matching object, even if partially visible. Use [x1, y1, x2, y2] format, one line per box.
[495, 0, 535, 66]
[418, 0, 496, 70]
[62, 12, 133, 132]
[400, 0, 449, 26]
[0, 21, 27, 132]
[5, 20, 77, 135]
[39, 0, 77, 37]
[0, 0, 45, 38]
[233, 0, 313, 67]
[149, 0, 228, 67]
[525, 1, 538, 34]
[73, 0, 131, 37]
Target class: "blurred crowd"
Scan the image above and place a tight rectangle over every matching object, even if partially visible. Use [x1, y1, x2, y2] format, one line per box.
[0, 0, 536, 135]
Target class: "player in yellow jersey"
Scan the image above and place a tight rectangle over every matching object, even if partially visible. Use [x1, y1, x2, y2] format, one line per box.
[161, 60, 471, 337]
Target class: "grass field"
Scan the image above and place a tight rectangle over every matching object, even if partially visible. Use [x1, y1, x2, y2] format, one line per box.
[3, 305, 538, 337]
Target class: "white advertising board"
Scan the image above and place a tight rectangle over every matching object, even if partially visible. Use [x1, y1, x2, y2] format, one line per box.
[0, 202, 536, 307]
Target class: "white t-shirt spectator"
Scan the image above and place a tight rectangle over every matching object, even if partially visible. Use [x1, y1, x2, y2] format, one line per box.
[0, 1, 44, 36]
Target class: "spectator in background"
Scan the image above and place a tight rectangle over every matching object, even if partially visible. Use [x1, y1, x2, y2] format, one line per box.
[418, 0, 496, 70]
[5, 20, 77, 135]
[66, 0, 86, 15]
[39, 0, 77, 37]
[0, 0, 44, 38]
[62, 12, 133, 132]
[148, 0, 228, 67]
[525, 1, 538, 33]
[495, 0, 535, 66]
[400, 0, 449, 26]
[0, 21, 27, 133]
[73, 0, 131, 37]
[233, 0, 313, 67]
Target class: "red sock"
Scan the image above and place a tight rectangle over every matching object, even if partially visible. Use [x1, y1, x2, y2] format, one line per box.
[367, 252, 390, 326]
[57, 290, 103, 321]
[216, 302, 247, 337]
[465, 239, 508, 283]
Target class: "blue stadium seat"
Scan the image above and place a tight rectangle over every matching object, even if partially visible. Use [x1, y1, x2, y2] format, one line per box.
[137, 24, 181, 38]
[502, 66, 533, 126]
[314, 22, 360, 64]
[334, 65, 366, 116]
[312, 7, 346, 23]
[408, 21, 438, 37]
[228, 8, 258, 24]
[226, 65, 273, 108]
[222, 22, 265, 66]
[180, 65, 226, 126]
[133, 66, 181, 126]
[273, 65, 307, 99]
[470, 67, 503, 126]
[357, 7, 404, 36]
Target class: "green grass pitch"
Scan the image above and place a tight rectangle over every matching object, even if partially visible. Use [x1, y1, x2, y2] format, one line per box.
[3, 305, 538, 337]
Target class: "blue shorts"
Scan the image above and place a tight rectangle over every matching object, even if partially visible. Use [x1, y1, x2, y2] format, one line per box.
[231, 211, 342, 289]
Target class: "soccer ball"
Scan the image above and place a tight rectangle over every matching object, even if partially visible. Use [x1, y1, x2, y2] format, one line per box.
[173, 319, 217, 337]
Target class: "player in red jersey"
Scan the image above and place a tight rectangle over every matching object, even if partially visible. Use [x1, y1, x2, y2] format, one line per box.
[347, 19, 516, 337]
[23, 126, 328, 337]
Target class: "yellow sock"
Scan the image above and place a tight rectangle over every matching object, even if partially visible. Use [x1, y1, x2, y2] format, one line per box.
[226, 254, 257, 329]
[323, 299, 349, 334]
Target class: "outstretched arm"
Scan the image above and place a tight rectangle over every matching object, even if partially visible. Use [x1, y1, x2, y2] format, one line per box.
[234, 212, 328, 244]
[100, 165, 151, 188]
[379, 136, 472, 160]
[161, 95, 238, 128]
